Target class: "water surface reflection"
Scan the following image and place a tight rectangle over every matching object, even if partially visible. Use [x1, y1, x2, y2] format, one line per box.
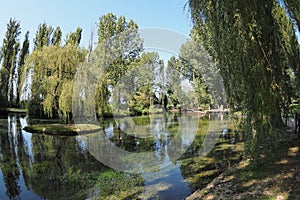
[0, 114, 199, 199]
[0, 113, 241, 199]
[0, 114, 105, 199]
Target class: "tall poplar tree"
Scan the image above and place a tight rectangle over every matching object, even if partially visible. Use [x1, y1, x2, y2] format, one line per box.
[51, 26, 62, 46]
[65, 27, 82, 46]
[0, 18, 21, 108]
[8, 42, 20, 106]
[27, 22, 54, 116]
[33, 22, 53, 50]
[16, 31, 30, 106]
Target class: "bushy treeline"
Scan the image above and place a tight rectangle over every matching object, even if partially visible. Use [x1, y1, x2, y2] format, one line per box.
[0, 13, 216, 122]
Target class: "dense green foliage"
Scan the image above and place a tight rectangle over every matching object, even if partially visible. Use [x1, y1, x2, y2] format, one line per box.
[51, 26, 62, 46]
[0, 19, 21, 108]
[17, 23, 85, 121]
[21, 45, 85, 122]
[1, 13, 215, 122]
[187, 0, 300, 159]
[65, 27, 82, 46]
[4, 8, 297, 166]
[95, 13, 143, 117]
[284, 0, 300, 32]
[166, 37, 224, 110]
[127, 52, 165, 115]
[33, 22, 53, 50]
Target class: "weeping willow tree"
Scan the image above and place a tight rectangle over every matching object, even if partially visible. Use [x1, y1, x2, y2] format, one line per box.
[20, 45, 85, 123]
[187, 0, 300, 159]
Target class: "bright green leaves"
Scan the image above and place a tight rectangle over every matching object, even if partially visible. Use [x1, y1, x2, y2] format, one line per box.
[98, 13, 118, 44]
[51, 26, 62, 46]
[65, 27, 82, 47]
[93, 13, 142, 117]
[22, 45, 85, 122]
[33, 23, 53, 50]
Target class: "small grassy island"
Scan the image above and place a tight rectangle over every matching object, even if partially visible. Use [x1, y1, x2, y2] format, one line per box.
[23, 124, 102, 136]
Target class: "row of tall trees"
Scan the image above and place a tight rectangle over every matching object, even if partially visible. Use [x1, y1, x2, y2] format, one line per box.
[73, 13, 175, 122]
[0, 19, 28, 108]
[0, 19, 83, 110]
[1, 13, 216, 125]
[85, 13, 218, 120]
[187, 0, 300, 159]
[15, 14, 165, 122]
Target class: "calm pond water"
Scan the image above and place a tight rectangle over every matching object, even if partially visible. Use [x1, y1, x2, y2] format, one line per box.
[0, 113, 239, 200]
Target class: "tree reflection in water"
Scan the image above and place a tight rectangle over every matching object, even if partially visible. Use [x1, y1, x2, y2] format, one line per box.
[0, 114, 106, 200]
[0, 113, 215, 199]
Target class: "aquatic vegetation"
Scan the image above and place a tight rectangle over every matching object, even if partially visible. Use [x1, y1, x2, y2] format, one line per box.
[180, 125, 244, 191]
[96, 170, 144, 199]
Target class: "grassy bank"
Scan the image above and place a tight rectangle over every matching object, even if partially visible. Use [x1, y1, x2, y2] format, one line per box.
[186, 132, 300, 200]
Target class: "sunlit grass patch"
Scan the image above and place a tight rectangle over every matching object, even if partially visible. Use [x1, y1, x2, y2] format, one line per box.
[223, 175, 234, 182]
[181, 157, 215, 174]
[185, 169, 219, 186]
[288, 146, 299, 156]
[276, 159, 289, 165]
[233, 142, 245, 152]
[237, 159, 251, 170]
[242, 179, 257, 187]
[214, 143, 233, 151]
[194, 169, 219, 178]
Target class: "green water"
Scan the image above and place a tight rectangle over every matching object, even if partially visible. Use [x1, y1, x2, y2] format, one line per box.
[0, 113, 243, 199]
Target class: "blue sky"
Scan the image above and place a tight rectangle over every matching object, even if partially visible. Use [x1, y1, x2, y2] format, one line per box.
[0, 0, 192, 49]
